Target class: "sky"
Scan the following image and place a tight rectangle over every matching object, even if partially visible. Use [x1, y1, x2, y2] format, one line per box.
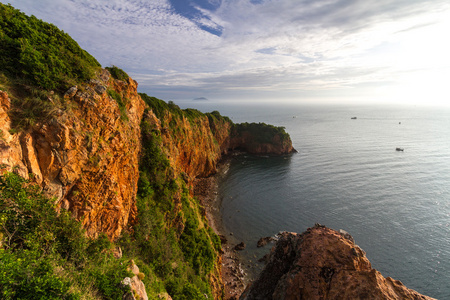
[3, 0, 450, 105]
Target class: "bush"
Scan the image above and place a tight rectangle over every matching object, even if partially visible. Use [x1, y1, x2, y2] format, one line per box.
[88, 259, 131, 300]
[105, 66, 129, 82]
[0, 3, 100, 91]
[0, 172, 132, 299]
[234, 122, 290, 144]
[0, 250, 79, 300]
[107, 89, 128, 121]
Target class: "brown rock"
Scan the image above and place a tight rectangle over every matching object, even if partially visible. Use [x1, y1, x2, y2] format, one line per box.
[241, 225, 436, 300]
[0, 71, 145, 240]
[257, 236, 275, 248]
[123, 260, 148, 300]
[64, 86, 78, 98]
[235, 242, 246, 251]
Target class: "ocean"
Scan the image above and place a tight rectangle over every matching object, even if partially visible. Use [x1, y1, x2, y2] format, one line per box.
[179, 101, 450, 299]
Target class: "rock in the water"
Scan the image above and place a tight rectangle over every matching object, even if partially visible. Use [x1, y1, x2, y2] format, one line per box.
[241, 225, 436, 300]
[234, 242, 246, 251]
[257, 236, 275, 248]
[219, 234, 228, 244]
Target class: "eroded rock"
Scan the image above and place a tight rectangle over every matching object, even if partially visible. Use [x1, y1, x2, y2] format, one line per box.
[241, 225, 436, 300]
[0, 71, 145, 240]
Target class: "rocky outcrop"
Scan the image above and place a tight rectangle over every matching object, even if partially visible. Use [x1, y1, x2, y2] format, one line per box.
[241, 225, 435, 300]
[230, 123, 296, 155]
[122, 261, 149, 300]
[0, 69, 145, 240]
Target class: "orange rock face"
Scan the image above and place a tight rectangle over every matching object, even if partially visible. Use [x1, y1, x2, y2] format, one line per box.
[144, 109, 233, 182]
[241, 225, 435, 300]
[0, 91, 29, 179]
[0, 69, 145, 240]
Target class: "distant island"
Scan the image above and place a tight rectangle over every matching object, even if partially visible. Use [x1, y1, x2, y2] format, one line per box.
[193, 97, 208, 101]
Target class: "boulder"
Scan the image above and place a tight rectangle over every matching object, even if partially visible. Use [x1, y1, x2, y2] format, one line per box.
[234, 242, 246, 251]
[257, 236, 275, 248]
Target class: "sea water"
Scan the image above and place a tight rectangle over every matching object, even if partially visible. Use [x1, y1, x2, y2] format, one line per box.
[178, 101, 450, 299]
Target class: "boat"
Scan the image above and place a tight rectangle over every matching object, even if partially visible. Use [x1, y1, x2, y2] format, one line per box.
[351, 117, 357, 119]
[395, 148, 404, 151]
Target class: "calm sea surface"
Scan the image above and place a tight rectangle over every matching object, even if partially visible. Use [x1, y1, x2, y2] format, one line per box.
[179, 101, 450, 299]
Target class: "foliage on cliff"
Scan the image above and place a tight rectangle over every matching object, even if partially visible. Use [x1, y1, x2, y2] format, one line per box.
[230, 122, 295, 155]
[0, 172, 132, 300]
[0, 3, 101, 129]
[105, 66, 129, 82]
[0, 3, 100, 91]
[139, 93, 207, 126]
[233, 122, 290, 144]
[120, 94, 224, 299]
[0, 4, 295, 299]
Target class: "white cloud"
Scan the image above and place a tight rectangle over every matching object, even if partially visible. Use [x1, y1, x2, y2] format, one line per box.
[3, 0, 450, 104]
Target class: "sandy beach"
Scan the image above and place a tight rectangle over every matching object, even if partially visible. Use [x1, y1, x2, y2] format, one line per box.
[193, 157, 246, 300]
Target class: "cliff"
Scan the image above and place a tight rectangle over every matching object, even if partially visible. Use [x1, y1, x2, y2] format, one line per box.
[0, 3, 295, 299]
[2, 4, 431, 300]
[230, 122, 296, 155]
[0, 69, 145, 240]
[241, 224, 436, 300]
[136, 96, 295, 299]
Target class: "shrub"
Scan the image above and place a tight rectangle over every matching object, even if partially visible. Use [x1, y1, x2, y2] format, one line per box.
[0, 172, 132, 299]
[107, 89, 128, 121]
[105, 65, 129, 82]
[88, 259, 131, 300]
[233, 122, 290, 144]
[0, 250, 79, 300]
[0, 3, 100, 91]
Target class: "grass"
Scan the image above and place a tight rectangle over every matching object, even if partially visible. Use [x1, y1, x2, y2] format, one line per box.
[0, 172, 132, 300]
[0, 3, 101, 130]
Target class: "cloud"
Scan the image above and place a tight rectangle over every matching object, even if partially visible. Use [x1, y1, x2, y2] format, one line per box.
[3, 0, 450, 104]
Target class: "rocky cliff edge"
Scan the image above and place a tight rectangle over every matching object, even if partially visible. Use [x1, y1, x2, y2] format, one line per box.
[0, 69, 145, 240]
[241, 224, 435, 300]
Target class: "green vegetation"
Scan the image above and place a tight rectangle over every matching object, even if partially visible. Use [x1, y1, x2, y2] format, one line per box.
[234, 122, 290, 144]
[0, 3, 100, 91]
[0, 172, 131, 300]
[115, 110, 221, 299]
[139, 94, 208, 127]
[139, 94, 183, 125]
[105, 66, 129, 82]
[0, 3, 101, 130]
[0, 4, 293, 299]
[107, 89, 128, 121]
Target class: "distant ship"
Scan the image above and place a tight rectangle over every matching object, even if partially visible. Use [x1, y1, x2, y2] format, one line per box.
[351, 117, 357, 119]
[396, 147, 404, 152]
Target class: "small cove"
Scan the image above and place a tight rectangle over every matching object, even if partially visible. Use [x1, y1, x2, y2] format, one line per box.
[182, 101, 450, 299]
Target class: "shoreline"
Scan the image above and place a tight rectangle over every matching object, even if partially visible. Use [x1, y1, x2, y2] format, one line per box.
[193, 155, 246, 300]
